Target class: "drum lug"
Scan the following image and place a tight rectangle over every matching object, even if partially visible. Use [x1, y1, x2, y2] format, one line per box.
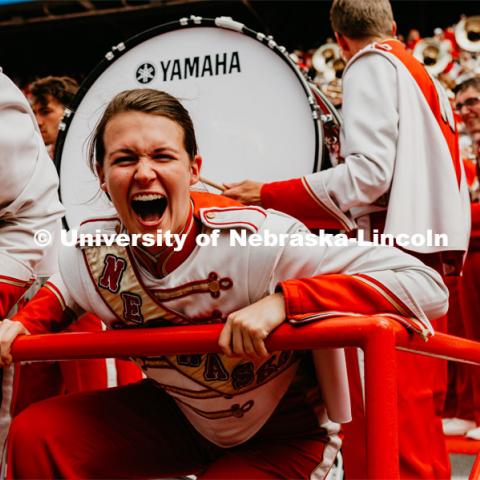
[104, 42, 125, 61]
[215, 16, 244, 32]
[180, 15, 202, 26]
[310, 98, 321, 120]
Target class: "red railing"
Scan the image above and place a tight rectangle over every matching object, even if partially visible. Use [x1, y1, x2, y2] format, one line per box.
[10, 316, 480, 479]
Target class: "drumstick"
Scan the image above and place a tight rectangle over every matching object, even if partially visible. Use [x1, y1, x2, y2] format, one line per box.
[200, 176, 226, 192]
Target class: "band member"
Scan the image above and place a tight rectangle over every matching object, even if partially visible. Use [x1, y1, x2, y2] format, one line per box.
[223, 1, 470, 478]
[449, 77, 480, 439]
[0, 70, 64, 446]
[29, 76, 79, 158]
[3, 89, 448, 479]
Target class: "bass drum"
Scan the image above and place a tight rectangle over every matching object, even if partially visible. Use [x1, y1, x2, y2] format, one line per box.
[56, 16, 341, 228]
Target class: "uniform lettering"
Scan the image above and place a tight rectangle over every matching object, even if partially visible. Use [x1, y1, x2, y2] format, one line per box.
[177, 354, 202, 367]
[121, 292, 144, 324]
[232, 362, 254, 390]
[256, 355, 278, 384]
[277, 350, 290, 368]
[204, 353, 229, 381]
[98, 254, 126, 293]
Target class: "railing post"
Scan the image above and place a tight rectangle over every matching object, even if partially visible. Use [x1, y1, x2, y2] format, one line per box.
[363, 318, 400, 479]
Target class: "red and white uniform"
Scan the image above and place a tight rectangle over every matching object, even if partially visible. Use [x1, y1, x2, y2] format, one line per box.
[7, 196, 447, 479]
[260, 40, 469, 479]
[0, 70, 65, 447]
[0, 70, 64, 315]
[262, 40, 470, 260]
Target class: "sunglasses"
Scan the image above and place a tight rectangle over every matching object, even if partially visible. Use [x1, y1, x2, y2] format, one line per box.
[455, 96, 480, 111]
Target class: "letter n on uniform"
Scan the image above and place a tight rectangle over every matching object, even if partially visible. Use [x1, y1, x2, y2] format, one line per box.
[99, 254, 127, 293]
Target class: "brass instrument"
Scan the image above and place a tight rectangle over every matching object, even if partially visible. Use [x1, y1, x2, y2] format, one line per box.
[312, 42, 342, 84]
[413, 37, 452, 75]
[455, 16, 480, 53]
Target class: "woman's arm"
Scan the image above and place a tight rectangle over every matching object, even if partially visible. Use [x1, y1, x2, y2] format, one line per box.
[0, 273, 83, 366]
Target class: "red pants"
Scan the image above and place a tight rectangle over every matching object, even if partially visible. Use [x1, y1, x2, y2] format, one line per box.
[444, 274, 476, 421]
[459, 250, 480, 424]
[11, 314, 143, 416]
[7, 380, 337, 479]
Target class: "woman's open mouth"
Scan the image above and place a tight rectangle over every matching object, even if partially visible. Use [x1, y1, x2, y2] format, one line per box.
[131, 193, 168, 225]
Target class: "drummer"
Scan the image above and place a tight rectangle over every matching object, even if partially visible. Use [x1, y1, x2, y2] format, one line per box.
[222, 0, 469, 478]
[3, 88, 448, 479]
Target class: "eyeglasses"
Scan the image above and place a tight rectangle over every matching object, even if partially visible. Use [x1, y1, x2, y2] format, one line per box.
[455, 96, 480, 111]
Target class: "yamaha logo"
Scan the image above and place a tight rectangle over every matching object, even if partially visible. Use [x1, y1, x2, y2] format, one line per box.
[136, 63, 156, 84]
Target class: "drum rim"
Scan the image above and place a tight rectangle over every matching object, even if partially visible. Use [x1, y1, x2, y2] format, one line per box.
[55, 16, 322, 229]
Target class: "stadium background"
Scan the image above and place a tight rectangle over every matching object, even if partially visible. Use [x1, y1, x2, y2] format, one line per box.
[0, 0, 478, 86]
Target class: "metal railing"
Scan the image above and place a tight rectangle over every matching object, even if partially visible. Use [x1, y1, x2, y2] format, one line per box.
[10, 316, 480, 479]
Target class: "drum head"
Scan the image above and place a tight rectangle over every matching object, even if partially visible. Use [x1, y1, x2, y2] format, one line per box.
[57, 17, 321, 227]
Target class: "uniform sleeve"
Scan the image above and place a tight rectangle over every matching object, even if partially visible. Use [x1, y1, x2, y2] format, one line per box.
[260, 178, 347, 230]
[261, 54, 398, 231]
[0, 72, 65, 315]
[11, 273, 82, 334]
[250, 217, 448, 338]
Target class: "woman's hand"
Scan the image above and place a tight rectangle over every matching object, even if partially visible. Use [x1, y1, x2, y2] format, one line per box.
[218, 292, 286, 360]
[0, 319, 29, 367]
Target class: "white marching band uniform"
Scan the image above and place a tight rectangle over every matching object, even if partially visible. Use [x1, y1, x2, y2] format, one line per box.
[37, 204, 448, 448]
[0, 70, 63, 450]
[0, 70, 63, 295]
[307, 43, 470, 252]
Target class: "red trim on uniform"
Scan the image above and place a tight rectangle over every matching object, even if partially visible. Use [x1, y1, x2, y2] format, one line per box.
[354, 273, 417, 317]
[12, 286, 75, 334]
[0, 275, 31, 287]
[0, 282, 30, 318]
[44, 281, 67, 308]
[200, 216, 260, 232]
[377, 40, 461, 185]
[190, 191, 242, 216]
[200, 206, 266, 231]
[280, 273, 413, 320]
[261, 178, 344, 230]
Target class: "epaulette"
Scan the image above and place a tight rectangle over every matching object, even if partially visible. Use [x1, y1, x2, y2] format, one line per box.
[198, 206, 268, 233]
